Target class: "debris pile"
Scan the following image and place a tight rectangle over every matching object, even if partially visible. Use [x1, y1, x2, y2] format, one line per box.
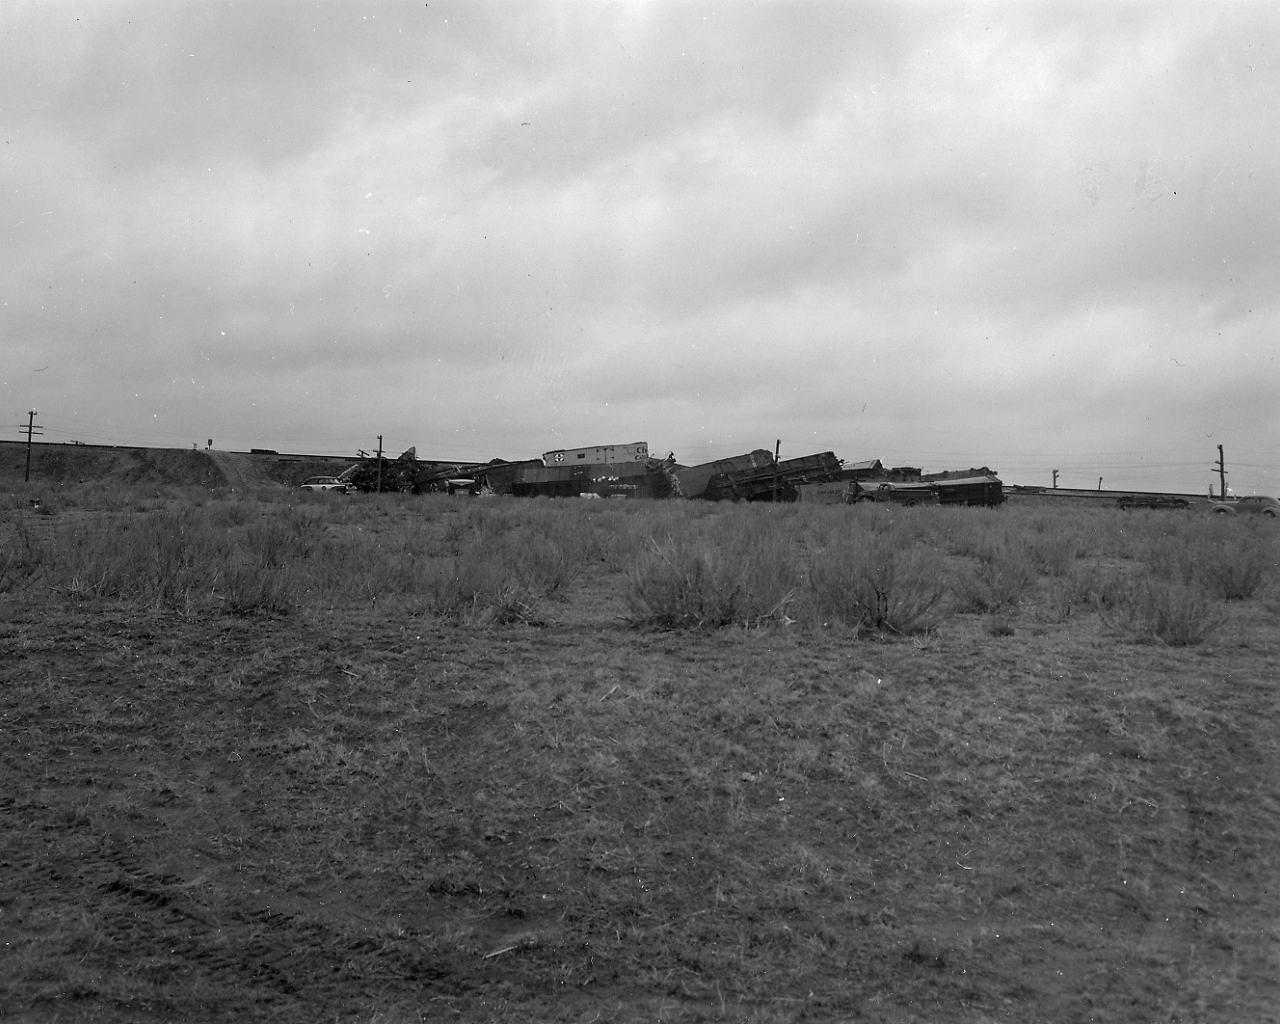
[344, 448, 421, 493]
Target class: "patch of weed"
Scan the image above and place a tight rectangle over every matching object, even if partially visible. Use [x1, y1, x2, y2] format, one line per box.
[1102, 574, 1225, 646]
[627, 513, 798, 629]
[953, 537, 1038, 613]
[804, 529, 947, 634]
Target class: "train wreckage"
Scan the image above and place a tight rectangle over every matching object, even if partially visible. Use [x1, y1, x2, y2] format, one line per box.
[393, 442, 1004, 506]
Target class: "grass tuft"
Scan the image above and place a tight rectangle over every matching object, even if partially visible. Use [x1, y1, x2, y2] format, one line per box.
[804, 529, 947, 634]
[626, 514, 798, 629]
[221, 562, 296, 616]
[427, 548, 543, 625]
[1102, 574, 1224, 646]
[1197, 540, 1275, 601]
[952, 538, 1038, 613]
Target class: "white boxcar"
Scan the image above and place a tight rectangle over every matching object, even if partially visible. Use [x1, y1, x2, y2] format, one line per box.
[542, 442, 648, 466]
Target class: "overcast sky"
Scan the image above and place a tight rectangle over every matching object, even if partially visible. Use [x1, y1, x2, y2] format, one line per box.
[2, 2, 1277, 492]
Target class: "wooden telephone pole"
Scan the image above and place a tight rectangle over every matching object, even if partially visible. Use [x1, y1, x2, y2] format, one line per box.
[23, 409, 42, 482]
[1215, 445, 1227, 499]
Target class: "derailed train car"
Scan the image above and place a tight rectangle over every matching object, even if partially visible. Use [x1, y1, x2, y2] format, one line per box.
[673, 450, 776, 500]
[542, 442, 649, 466]
[924, 472, 1004, 506]
[496, 458, 666, 499]
[848, 471, 1005, 507]
[418, 449, 680, 499]
[419, 447, 847, 502]
[702, 451, 845, 502]
[412, 441, 1001, 506]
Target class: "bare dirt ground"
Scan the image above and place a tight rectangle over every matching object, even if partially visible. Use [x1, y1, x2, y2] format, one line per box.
[2, 494, 1279, 1023]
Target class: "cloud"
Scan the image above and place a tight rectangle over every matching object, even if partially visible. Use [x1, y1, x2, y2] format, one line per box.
[1, 2, 1277, 490]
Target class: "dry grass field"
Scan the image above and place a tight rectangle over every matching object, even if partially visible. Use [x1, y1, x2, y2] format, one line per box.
[2, 482, 1278, 1023]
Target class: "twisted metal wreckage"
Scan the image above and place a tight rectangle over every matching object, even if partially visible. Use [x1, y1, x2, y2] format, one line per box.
[378, 442, 1004, 506]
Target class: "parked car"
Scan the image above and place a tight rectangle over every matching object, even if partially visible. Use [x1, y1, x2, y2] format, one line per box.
[1210, 495, 1279, 518]
[300, 476, 351, 493]
[1116, 495, 1189, 511]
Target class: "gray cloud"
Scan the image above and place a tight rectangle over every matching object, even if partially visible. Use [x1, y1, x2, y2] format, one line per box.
[1, 2, 1277, 491]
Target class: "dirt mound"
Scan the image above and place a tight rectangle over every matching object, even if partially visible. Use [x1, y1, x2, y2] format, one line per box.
[0, 441, 228, 488]
[0, 442, 359, 491]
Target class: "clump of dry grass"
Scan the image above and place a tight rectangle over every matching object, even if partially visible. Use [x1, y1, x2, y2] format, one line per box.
[221, 561, 297, 616]
[1037, 563, 1135, 623]
[626, 513, 799, 628]
[803, 529, 947, 634]
[935, 506, 1003, 557]
[952, 537, 1038, 613]
[1026, 531, 1080, 576]
[426, 549, 543, 625]
[1200, 549, 1272, 601]
[626, 534, 741, 627]
[1142, 522, 1277, 602]
[0, 521, 46, 593]
[423, 514, 591, 624]
[50, 510, 226, 611]
[1100, 574, 1224, 646]
[1195, 538, 1275, 601]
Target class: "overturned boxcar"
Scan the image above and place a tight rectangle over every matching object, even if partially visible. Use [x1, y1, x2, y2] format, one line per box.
[673, 449, 776, 500]
[701, 451, 844, 502]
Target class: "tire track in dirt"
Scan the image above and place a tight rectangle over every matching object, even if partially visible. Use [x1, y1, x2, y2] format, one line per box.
[4, 605, 521, 1022]
[1066, 646, 1280, 1024]
[5, 791, 472, 1022]
[1142, 714, 1280, 1022]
